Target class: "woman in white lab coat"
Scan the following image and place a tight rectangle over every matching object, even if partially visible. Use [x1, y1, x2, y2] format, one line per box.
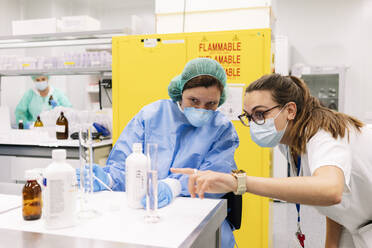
[172, 74, 372, 248]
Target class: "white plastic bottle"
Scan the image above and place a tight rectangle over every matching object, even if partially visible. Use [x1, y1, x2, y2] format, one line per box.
[125, 143, 147, 208]
[43, 149, 76, 229]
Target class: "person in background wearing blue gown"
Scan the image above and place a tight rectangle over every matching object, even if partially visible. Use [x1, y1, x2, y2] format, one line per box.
[81, 58, 239, 248]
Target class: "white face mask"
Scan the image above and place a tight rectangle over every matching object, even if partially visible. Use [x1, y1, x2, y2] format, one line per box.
[177, 102, 214, 127]
[183, 107, 214, 127]
[35, 81, 48, 91]
[249, 106, 288, 147]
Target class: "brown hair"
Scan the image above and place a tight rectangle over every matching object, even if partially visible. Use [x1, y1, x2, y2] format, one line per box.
[246, 74, 364, 155]
[182, 75, 224, 94]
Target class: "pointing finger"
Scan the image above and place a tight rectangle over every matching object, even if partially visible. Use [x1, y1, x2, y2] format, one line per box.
[188, 174, 197, 198]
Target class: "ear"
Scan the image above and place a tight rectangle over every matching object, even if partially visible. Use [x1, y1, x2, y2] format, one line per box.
[179, 100, 184, 110]
[286, 102, 297, 120]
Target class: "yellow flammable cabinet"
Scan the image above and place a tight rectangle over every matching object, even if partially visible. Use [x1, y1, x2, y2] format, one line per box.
[112, 29, 271, 248]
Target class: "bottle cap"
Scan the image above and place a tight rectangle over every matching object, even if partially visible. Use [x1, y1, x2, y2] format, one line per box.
[132, 143, 142, 153]
[52, 149, 67, 160]
[24, 169, 39, 180]
[19, 120, 23, 123]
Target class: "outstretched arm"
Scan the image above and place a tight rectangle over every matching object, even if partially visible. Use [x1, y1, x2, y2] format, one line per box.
[243, 165, 344, 206]
[170, 168, 236, 198]
[172, 165, 344, 206]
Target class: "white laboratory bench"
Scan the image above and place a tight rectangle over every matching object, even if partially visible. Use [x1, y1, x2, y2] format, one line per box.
[0, 192, 227, 248]
[0, 129, 112, 183]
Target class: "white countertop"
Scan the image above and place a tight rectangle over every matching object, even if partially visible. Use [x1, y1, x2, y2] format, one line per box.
[0, 192, 225, 248]
[0, 129, 112, 147]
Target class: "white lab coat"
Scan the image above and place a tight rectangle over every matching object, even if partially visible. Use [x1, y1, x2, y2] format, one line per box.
[280, 125, 372, 248]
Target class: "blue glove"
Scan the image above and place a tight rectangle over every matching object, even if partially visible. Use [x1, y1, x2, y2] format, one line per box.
[76, 164, 110, 192]
[24, 122, 31, 129]
[141, 181, 173, 209]
[93, 122, 111, 137]
[50, 99, 58, 108]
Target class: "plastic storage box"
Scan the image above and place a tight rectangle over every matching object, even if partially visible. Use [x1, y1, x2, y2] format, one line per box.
[58, 16, 101, 32]
[12, 18, 58, 35]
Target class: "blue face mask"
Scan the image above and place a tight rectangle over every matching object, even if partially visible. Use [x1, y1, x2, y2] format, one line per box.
[183, 107, 214, 127]
[249, 107, 288, 147]
[35, 81, 48, 91]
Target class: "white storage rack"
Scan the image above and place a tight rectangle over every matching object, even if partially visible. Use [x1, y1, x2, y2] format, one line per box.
[0, 29, 126, 103]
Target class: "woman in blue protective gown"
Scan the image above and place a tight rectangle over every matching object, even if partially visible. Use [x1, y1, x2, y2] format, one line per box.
[84, 58, 239, 248]
[15, 75, 72, 126]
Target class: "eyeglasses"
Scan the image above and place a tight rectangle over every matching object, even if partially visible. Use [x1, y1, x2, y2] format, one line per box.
[238, 105, 281, 127]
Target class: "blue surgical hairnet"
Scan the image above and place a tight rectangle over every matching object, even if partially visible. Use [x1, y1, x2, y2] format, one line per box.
[31, 75, 49, 81]
[168, 58, 227, 106]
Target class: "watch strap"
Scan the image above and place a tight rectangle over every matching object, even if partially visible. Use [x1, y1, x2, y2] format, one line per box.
[232, 169, 246, 195]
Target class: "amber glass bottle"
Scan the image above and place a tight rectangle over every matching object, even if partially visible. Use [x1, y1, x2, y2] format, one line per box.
[48, 95, 54, 105]
[56, 112, 68, 140]
[34, 116, 44, 127]
[22, 170, 42, 221]
[18, 120, 24, 129]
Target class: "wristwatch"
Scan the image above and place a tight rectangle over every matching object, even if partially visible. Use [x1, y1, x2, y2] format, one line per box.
[231, 169, 247, 195]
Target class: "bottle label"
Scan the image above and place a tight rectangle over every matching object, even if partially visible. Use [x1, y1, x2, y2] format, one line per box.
[56, 125, 65, 133]
[135, 169, 146, 197]
[126, 166, 146, 207]
[47, 179, 65, 215]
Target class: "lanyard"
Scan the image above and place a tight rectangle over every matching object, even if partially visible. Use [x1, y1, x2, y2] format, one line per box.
[295, 156, 302, 225]
[288, 156, 302, 227]
[287, 148, 305, 247]
[295, 156, 305, 247]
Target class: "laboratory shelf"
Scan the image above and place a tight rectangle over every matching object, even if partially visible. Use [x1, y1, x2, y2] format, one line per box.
[0, 66, 111, 76]
[0, 29, 128, 49]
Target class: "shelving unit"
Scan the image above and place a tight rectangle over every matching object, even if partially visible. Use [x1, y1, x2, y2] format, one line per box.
[0, 28, 128, 49]
[0, 29, 122, 106]
[0, 67, 111, 77]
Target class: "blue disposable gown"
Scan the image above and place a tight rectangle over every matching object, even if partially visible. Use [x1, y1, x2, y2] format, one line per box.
[104, 99, 239, 248]
[15, 87, 72, 123]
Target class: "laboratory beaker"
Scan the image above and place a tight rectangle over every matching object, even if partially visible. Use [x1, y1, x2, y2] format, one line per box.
[145, 143, 160, 223]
